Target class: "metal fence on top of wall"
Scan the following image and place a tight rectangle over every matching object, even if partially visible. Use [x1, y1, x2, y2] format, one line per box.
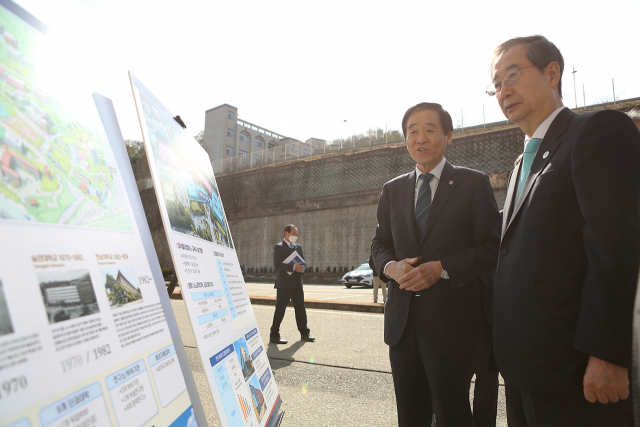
[211, 137, 405, 174]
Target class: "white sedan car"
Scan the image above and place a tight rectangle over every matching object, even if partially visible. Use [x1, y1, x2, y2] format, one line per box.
[341, 262, 373, 288]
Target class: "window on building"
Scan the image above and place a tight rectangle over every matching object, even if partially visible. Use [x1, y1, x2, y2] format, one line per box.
[268, 141, 276, 149]
[239, 133, 248, 143]
[253, 155, 261, 164]
[228, 111, 235, 120]
[291, 145, 295, 153]
[227, 128, 234, 138]
[226, 146, 234, 156]
[254, 138, 263, 148]
[239, 150, 247, 158]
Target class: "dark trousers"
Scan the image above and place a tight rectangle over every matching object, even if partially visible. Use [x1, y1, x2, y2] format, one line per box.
[472, 312, 498, 427]
[270, 285, 309, 338]
[505, 384, 632, 427]
[389, 295, 474, 427]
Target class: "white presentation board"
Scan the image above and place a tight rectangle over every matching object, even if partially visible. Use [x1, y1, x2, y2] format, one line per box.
[0, 1, 203, 426]
[129, 73, 283, 427]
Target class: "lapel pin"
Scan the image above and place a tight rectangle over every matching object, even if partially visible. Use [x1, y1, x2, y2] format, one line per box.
[449, 181, 453, 185]
[543, 151, 549, 159]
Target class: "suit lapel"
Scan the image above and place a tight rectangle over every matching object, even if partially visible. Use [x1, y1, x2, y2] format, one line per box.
[421, 162, 458, 242]
[504, 108, 574, 236]
[402, 170, 420, 249]
[502, 163, 520, 236]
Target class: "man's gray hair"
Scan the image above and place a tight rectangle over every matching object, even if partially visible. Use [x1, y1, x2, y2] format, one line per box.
[627, 108, 640, 123]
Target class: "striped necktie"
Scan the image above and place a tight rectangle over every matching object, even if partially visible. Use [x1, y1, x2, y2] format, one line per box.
[516, 138, 543, 200]
[415, 173, 434, 239]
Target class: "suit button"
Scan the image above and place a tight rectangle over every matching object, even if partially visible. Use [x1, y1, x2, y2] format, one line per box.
[501, 248, 508, 255]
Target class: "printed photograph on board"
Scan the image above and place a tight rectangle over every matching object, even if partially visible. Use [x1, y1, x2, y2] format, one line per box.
[0, 7, 131, 230]
[168, 406, 198, 427]
[234, 336, 255, 381]
[0, 279, 13, 335]
[137, 90, 233, 248]
[247, 374, 267, 423]
[100, 266, 143, 309]
[37, 269, 100, 323]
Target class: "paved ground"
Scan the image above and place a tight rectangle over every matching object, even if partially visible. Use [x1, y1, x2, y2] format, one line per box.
[246, 281, 384, 304]
[171, 297, 508, 427]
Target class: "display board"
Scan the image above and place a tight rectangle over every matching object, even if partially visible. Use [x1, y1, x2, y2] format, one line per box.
[129, 73, 283, 427]
[0, 1, 204, 426]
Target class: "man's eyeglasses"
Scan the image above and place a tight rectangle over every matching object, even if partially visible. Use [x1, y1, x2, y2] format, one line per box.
[486, 65, 536, 97]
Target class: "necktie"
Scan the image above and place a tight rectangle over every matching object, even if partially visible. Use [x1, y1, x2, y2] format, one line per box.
[415, 173, 434, 240]
[516, 138, 542, 200]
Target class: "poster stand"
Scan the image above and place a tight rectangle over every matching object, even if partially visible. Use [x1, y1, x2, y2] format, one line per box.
[129, 72, 285, 427]
[93, 92, 208, 425]
[0, 2, 205, 425]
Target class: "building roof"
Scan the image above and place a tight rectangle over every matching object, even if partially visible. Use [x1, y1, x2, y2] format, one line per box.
[205, 103, 237, 113]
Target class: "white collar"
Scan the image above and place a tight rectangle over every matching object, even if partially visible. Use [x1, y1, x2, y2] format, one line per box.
[415, 157, 446, 184]
[528, 106, 566, 144]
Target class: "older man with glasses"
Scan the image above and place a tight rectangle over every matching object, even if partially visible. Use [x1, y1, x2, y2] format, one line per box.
[488, 35, 640, 426]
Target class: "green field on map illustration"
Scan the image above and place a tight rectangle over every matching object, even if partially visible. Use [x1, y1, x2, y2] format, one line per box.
[0, 7, 131, 230]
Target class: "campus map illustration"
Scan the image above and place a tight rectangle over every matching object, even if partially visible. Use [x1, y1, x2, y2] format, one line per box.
[138, 90, 232, 248]
[0, 8, 131, 230]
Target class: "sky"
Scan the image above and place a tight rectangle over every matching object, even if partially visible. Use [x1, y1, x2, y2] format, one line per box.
[15, 0, 640, 144]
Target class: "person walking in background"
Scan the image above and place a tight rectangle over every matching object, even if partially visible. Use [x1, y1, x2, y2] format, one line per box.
[489, 35, 640, 426]
[369, 256, 386, 304]
[269, 224, 315, 344]
[371, 102, 501, 426]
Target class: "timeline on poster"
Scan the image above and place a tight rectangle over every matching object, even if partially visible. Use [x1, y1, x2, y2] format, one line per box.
[0, 1, 204, 425]
[130, 73, 283, 427]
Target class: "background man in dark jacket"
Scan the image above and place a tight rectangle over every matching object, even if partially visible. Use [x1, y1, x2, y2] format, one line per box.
[269, 224, 315, 344]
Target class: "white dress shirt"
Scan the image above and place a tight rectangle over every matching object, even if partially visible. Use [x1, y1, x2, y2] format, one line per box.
[526, 106, 566, 145]
[383, 157, 448, 278]
[414, 156, 447, 207]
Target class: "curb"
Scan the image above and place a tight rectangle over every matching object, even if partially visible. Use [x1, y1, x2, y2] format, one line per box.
[168, 290, 384, 314]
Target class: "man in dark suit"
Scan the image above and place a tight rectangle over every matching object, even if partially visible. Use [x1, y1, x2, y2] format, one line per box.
[269, 224, 314, 344]
[473, 268, 499, 427]
[371, 102, 501, 426]
[489, 35, 640, 426]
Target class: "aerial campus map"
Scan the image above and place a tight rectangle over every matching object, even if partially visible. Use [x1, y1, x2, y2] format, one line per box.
[138, 89, 233, 248]
[0, 7, 131, 230]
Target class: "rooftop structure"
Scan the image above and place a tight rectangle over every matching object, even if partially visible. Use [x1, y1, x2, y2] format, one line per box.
[203, 104, 323, 173]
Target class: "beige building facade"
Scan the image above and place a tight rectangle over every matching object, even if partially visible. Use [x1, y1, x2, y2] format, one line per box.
[203, 104, 323, 173]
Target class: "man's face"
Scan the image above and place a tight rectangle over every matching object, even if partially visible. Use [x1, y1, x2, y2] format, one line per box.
[406, 109, 452, 173]
[285, 227, 298, 242]
[491, 44, 557, 134]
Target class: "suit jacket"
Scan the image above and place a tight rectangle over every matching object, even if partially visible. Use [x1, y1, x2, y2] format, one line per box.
[274, 240, 304, 290]
[493, 108, 640, 393]
[368, 257, 378, 277]
[372, 161, 501, 354]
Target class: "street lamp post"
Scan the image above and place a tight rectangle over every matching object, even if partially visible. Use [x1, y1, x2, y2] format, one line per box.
[340, 118, 346, 150]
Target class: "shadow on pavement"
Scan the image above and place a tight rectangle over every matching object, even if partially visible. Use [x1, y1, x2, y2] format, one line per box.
[267, 340, 311, 369]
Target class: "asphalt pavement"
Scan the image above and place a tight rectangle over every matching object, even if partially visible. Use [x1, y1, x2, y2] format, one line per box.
[245, 281, 381, 304]
[170, 282, 508, 427]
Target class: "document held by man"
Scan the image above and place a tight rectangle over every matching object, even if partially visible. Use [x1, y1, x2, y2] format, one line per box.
[282, 251, 306, 275]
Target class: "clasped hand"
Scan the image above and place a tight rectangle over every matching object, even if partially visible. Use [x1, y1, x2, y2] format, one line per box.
[293, 262, 305, 273]
[386, 257, 442, 292]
